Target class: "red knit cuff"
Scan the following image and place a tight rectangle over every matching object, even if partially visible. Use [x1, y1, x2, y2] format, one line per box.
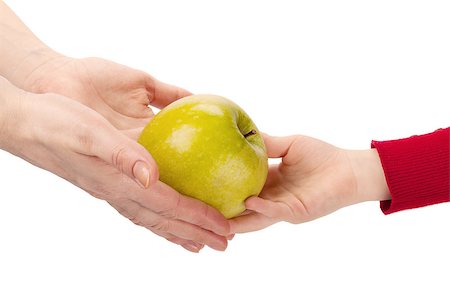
[371, 128, 449, 214]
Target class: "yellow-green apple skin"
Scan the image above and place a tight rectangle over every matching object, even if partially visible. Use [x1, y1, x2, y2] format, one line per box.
[138, 94, 268, 218]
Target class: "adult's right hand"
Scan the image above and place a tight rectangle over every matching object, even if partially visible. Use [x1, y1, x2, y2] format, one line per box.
[0, 76, 229, 252]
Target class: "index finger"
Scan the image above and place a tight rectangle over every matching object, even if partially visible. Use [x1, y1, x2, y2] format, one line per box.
[134, 181, 230, 236]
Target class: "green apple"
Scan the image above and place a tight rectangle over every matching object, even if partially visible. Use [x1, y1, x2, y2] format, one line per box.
[138, 94, 268, 218]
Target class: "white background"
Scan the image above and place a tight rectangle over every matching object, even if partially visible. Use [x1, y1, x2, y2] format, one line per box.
[1, 1, 449, 299]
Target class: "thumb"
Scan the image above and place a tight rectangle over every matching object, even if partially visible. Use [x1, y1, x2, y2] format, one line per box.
[228, 197, 280, 233]
[262, 133, 297, 158]
[146, 75, 192, 109]
[245, 196, 287, 219]
[81, 122, 159, 188]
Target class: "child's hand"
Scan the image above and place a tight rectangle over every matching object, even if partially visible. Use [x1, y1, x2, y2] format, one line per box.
[230, 134, 390, 233]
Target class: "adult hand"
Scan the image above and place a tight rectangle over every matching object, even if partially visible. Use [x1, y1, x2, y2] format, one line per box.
[230, 134, 390, 233]
[0, 77, 229, 252]
[1, 2, 189, 136]
[24, 56, 190, 137]
[1, 3, 229, 252]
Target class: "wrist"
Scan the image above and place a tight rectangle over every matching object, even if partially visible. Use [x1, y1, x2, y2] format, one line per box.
[5, 47, 71, 93]
[346, 149, 391, 203]
[0, 76, 28, 153]
[0, 1, 67, 92]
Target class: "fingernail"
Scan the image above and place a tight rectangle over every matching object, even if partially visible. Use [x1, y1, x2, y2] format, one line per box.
[133, 161, 150, 188]
[182, 242, 200, 253]
[209, 239, 227, 251]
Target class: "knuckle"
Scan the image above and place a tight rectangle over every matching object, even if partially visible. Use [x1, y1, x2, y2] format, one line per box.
[156, 193, 181, 219]
[78, 178, 111, 201]
[113, 204, 129, 218]
[128, 207, 146, 226]
[129, 208, 172, 233]
[162, 195, 182, 219]
[145, 76, 156, 102]
[200, 204, 211, 220]
[153, 219, 171, 232]
[190, 204, 209, 229]
[158, 209, 177, 220]
[72, 116, 109, 155]
[191, 232, 209, 245]
[288, 200, 310, 224]
[92, 186, 110, 199]
[74, 124, 95, 154]
[129, 214, 144, 227]
[111, 144, 129, 172]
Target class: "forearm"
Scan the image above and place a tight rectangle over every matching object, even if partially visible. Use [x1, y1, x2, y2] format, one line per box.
[372, 128, 450, 214]
[347, 128, 450, 212]
[0, 2, 63, 90]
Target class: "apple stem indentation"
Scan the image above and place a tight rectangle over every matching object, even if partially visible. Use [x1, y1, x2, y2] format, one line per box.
[244, 129, 257, 139]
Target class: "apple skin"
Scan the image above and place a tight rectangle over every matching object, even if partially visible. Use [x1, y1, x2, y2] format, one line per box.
[138, 94, 268, 218]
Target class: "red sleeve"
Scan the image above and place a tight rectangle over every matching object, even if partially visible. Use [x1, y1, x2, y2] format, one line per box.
[371, 127, 449, 214]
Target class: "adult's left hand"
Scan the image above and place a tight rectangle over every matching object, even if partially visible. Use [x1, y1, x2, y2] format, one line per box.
[25, 56, 190, 137]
